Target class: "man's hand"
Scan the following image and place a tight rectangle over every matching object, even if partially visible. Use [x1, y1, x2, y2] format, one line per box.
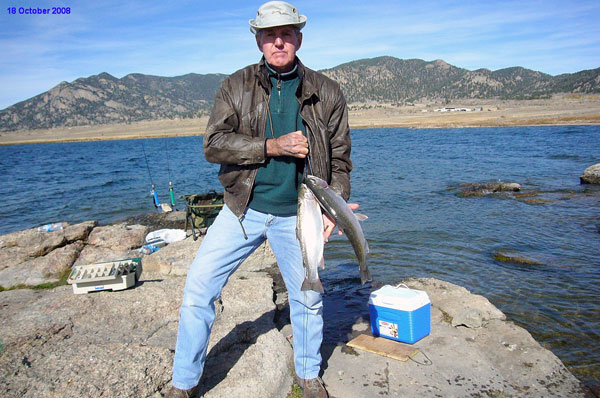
[323, 202, 359, 242]
[266, 131, 308, 158]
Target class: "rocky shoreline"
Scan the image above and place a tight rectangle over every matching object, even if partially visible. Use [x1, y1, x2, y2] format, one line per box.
[0, 212, 596, 397]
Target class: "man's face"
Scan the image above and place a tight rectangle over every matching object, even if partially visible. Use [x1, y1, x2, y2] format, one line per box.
[256, 25, 302, 73]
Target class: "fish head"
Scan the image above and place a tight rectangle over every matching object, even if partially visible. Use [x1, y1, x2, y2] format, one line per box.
[306, 175, 328, 190]
[298, 183, 312, 199]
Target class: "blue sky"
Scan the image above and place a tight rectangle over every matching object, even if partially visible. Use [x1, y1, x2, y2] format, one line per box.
[1, 0, 599, 110]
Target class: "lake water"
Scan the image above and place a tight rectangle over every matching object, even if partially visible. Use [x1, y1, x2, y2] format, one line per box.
[0, 126, 598, 389]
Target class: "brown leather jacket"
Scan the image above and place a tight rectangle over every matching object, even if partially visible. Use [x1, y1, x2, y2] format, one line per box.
[204, 57, 352, 218]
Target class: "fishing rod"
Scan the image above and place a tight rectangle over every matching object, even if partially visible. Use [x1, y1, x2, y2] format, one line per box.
[165, 139, 176, 211]
[142, 140, 161, 211]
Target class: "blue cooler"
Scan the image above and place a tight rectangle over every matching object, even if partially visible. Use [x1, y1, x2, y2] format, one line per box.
[369, 284, 431, 344]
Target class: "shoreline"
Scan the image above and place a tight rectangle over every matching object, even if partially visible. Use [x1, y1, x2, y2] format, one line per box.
[1, 117, 598, 146]
[1, 96, 599, 145]
[0, 216, 594, 397]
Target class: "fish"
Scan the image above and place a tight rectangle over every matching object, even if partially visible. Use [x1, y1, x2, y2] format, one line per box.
[297, 183, 325, 293]
[304, 175, 371, 284]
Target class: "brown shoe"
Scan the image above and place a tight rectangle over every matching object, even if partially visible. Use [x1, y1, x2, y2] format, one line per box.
[296, 376, 329, 398]
[163, 385, 199, 398]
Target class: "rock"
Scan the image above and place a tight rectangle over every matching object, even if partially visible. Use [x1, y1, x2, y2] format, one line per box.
[0, 283, 176, 397]
[500, 182, 521, 191]
[73, 244, 139, 266]
[237, 241, 277, 274]
[452, 307, 484, 328]
[63, 220, 97, 242]
[494, 250, 542, 266]
[0, 228, 292, 398]
[220, 276, 276, 318]
[142, 235, 201, 275]
[405, 278, 506, 325]
[580, 163, 600, 184]
[199, 275, 292, 397]
[351, 321, 370, 332]
[202, 329, 293, 398]
[458, 181, 521, 197]
[0, 227, 66, 259]
[322, 277, 590, 398]
[0, 245, 30, 271]
[86, 223, 148, 250]
[0, 221, 96, 288]
[143, 238, 275, 276]
[0, 220, 590, 398]
[22, 241, 84, 286]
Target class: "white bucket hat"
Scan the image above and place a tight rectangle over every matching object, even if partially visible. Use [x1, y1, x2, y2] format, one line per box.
[249, 1, 307, 34]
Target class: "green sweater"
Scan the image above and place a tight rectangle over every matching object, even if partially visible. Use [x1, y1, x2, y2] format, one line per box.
[248, 64, 306, 214]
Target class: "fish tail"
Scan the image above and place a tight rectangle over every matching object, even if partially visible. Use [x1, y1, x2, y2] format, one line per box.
[360, 266, 372, 285]
[301, 278, 325, 293]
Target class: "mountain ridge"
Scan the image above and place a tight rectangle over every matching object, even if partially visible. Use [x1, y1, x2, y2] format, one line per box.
[1, 56, 598, 132]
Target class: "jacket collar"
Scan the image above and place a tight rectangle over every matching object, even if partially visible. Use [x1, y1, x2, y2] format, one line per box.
[296, 58, 318, 102]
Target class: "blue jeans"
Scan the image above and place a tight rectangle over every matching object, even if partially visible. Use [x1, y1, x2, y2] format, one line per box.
[172, 204, 323, 389]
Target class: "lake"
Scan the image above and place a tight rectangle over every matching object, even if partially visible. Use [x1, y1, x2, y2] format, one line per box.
[0, 125, 598, 389]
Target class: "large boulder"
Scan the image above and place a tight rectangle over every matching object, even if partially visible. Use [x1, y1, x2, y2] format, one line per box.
[0, 237, 293, 398]
[142, 237, 276, 276]
[142, 236, 201, 275]
[22, 241, 84, 286]
[406, 278, 506, 327]
[72, 244, 139, 266]
[0, 221, 96, 288]
[580, 163, 600, 184]
[86, 223, 148, 250]
[71, 222, 148, 267]
[200, 276, 293, 398]
[0, 278, 180, 397]
[322, 278, 590, 398]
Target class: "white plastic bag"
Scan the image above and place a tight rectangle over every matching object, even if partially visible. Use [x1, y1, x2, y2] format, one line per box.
[145, 229, 186, 244]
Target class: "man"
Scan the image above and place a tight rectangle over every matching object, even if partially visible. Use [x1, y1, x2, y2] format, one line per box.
[166, 2, 353, 397]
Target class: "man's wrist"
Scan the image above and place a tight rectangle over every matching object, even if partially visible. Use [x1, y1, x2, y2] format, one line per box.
[266, 138, 278, 157]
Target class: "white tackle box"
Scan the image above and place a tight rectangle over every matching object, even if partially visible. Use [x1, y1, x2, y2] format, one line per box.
[67, 258, 142, 294]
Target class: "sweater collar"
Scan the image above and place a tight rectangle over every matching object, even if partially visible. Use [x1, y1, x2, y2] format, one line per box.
[257, 57, 317, 101]
[265, 61, 298, 80]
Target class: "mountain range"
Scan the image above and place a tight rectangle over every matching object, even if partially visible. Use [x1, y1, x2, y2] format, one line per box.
[1, 56, 598, 132]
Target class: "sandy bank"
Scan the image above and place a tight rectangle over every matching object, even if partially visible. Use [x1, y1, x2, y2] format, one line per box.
[0, 96, 598, 145]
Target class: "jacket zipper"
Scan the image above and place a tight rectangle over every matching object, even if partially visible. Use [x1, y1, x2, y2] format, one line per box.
[237, 86, 270, 240]
[276, 76, 281, 112]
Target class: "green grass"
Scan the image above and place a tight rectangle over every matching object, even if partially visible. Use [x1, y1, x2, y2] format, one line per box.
[288, 382, 302, 398]
[0, 267, 72, 292]
[440, 309, 453, 324]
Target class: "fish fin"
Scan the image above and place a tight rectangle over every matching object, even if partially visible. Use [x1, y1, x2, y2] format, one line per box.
[319, 256, 325, 270]
[301, 278, 325, 293]
[360, 267, 372, 285]
[365, 239, 370, 254]
[353, 213, 368, 222]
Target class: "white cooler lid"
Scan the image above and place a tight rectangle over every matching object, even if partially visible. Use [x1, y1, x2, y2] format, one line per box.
[369, 284, 430, 311]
